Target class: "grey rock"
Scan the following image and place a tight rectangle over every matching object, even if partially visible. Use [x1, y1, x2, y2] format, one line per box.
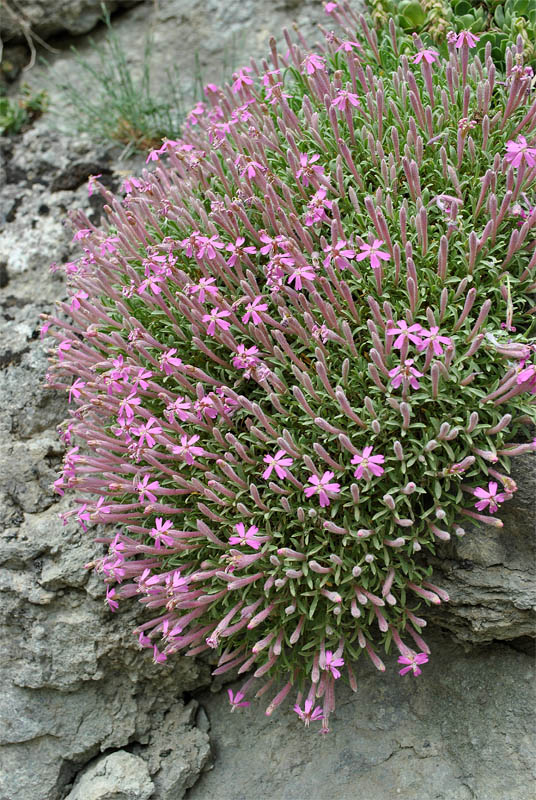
[186, 629, 536, 800]
[428, 453, 536, 643]
[133, 700, 212, 800]
[1, 1, 143, 44]
[66, 750, 154, 800]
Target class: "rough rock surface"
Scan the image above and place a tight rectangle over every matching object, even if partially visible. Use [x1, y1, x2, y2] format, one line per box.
[429, 453, 536, 643]
[0, 1, 534, 799]
[0, 122, 212, 800]
[66, 751, 154, 800]
[187, 629, 536, 800]
[1, 1, 142, 44]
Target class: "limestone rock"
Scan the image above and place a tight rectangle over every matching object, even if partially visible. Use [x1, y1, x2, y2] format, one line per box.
[1, 1, 142, 44]
[187, 629, 536, 800]
[133, 701, 212, 800]
[66, 751, 154, 800]
[428, 453, 536, 643]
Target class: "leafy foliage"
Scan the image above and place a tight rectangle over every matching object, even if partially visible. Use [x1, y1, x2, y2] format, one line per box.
[45, 2, 536, 731]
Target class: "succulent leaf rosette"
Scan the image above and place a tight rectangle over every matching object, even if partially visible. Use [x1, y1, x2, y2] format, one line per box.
[45, 1, 536, 733]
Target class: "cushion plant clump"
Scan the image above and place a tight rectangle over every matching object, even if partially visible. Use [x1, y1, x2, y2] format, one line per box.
[44, 1, 536, 733]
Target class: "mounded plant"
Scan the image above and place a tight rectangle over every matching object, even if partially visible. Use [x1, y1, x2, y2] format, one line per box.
[44, 1, 536, 732]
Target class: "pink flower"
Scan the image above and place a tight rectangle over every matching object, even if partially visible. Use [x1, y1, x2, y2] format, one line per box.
[450, 30, 480, 48]
[236, 158, 265, 180]
[165, 396, 192, 423]
[202, 307, 232, 336]
[118, 392, 141, 423]
[304, 189, 332, 226]
[389, 359, 423, 391]
[87, 174, 102, 197]
[288, 264, 316, 290]
[105, 586, 119, 612]
[325, 2, 338, 12]
[194, 395, 218, 420]
[131, 418, 162, 448]
[323, 651, 344, 679]
[387, 320, 425, 349]
[262, 449, 294, 480]
[351, 446, 385, 480]
[304, 470, 341, 507]
[68, 378, 85, 403]
[187, 276, 218, 303]
[153, 645, 167, 664]
[171, 434, 205, 465]
[232, 345, 261, 377]
[473, 482, 507, 513]
[294, 699, 323, 726]
[226, 237, 257, 267]
[229, 522, 261, 549]
[417, 327, 453, 356]
[505, 136, 536, 169]
[136, 474, 160, 503]
[242, 295, 268, 325]
[413, 48, 439, 64]
[336, 41, 363, 53]
[323, 239, 355, 269]
[159, 349, 183, 376]
[517, 362, 536, 392]
[151, 518, 174, 548]
[296, 153, 325, 187]
[354, 239, 391, 269]
[228, 688, 250, 710]
[196, 234, 225, 260]
[301, 53, 326, 75]
[331, 89, 361, 112]
[398, 652, 428, 676]
[231, 67, 253, 93]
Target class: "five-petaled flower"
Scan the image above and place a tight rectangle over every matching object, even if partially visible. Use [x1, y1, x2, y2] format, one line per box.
[232, 345, 261, 378]
[305, 189, 332, 226]
[202, 307, 232, 336]
[473, 482, 507, 513]
[171, 434, 205, 465]
[417, 327, 453, 356]
[231, 67, 254, 93]
[136, 474, 160, 503]
[448, 30, 480, 48]
[398, 652, 428, 676]
[354, 239, 391, 269]
[262, 449, 294, 480]
[294, 699, 324, 726]
[229, 523, 261, 549]
[387, 320, 425, 349]
[351, 446, 385, 480]
[304, 471, 341, 507]
[412, 48, 439, 64]
[389, 359, 423, 391]
[323, 239, 355, 269]
[323, 651, 344, 679]
[226, 237, 257, 267]
[331, 89, 361, 112]
[242, 295, 268, 325]
[151, 518, 174, 548]
[301, 53, 326, 75]
[187, 276, 218, 303]
[504, 136, 536, 169]
[296, 153, 325, 187]
[288, 264, 316, 290]
[336, 40, 363, 53]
